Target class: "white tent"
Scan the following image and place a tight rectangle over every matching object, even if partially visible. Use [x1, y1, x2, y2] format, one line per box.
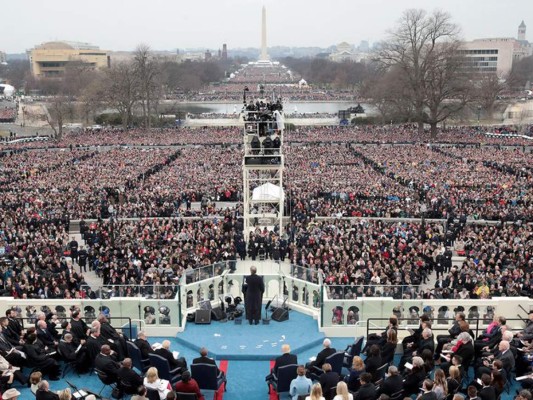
[0, 84, 15, 97]
[252, 182, 283, 201]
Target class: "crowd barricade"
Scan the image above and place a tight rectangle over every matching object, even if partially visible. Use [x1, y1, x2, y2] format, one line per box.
[1, 297, 182, 336]
[2, 264, 532, 338]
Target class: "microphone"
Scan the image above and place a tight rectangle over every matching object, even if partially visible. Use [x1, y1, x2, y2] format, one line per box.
[219, 296, 225, 312]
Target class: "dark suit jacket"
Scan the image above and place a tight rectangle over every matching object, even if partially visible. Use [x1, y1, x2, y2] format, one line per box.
[37, 328, 56, 348]
[319, 371, 340, 400]
[70, 318, 89, 341]
[23, 342, 53, 367]
[365, 355, 383, 382]
[420, 391, 438, 400]
[403, 367, 426, 395]
[58, 340, 78, 362]
[3, 325, 21, 346]
[381, 342, 396, 365]
[243, 273, 265, 321]
[7, 318, 22, 338]
[313, 347, 336, 369]
[117, 366, 143, 393]
[0, 333, 15, 354]
[155, 347, 179, 369]
[193, 355, 223, 375]
[354, 382, 377, 400]
[377, 375, 404, 396]
[416, 337, 435, 354]
[496, 350, 515, 372]
[86, 335, 105, 364]
[272, 353, 298, 375]
[454, 341, 475, 369]
[134, 338, 154, 359]
[94, 353, 121, 381]
[479, 386, 497, 400]
[100, 322, 121, 340]
[35, 389, 60, 400]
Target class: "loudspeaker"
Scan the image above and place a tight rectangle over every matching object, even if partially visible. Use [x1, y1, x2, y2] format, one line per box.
[211, 307, 227, 321]
[195, 309, 211, 324]
[271, 308, 289, 322]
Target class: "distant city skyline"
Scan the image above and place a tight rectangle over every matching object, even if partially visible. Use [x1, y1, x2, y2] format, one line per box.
[2, 0, 532, 54]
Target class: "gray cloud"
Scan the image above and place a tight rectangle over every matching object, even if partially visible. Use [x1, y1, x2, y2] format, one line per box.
[2, 0, 532, 53]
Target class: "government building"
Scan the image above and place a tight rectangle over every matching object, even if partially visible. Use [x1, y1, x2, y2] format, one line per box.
[459, 21, 532, 76]
[28, 41, 110, 78]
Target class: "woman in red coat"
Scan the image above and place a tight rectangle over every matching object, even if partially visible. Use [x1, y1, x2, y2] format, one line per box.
[174, 371, 204, 400]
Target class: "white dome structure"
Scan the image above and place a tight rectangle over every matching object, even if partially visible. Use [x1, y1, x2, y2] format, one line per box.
[0, 84, 15, 97]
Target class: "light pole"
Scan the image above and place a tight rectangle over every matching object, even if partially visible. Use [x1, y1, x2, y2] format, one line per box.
[477, 105, 481, 124]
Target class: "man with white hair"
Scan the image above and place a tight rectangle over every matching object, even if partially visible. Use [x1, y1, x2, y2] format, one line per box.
[477, 340, 515, 377]
[36, 320, 57, 349]
[35, 380, 59, 400]
[306, 338, 336, 370]
[266, 344, 298, 392]
[377, 365, 403, 397]
[154, 339, 187, 371]
[134, 331, 154, 359]
[399, 327, 434, 371]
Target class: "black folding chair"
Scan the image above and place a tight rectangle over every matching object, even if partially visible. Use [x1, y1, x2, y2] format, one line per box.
[191, 363, 226, 400]
[148, 353, 182, 385]
[271, 364, 298, 399]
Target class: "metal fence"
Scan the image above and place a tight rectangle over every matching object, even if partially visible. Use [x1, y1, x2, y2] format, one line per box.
[324, 284, 423, 300]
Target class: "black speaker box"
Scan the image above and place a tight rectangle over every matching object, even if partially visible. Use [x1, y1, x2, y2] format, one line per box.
[271, 308, 289, 322]
[195, 309, 212, 324]
[211, 307, 227, 321]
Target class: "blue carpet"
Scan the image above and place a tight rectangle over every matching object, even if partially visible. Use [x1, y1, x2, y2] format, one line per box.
[175, 311, 325, 360]
[9, 329, 524, 400]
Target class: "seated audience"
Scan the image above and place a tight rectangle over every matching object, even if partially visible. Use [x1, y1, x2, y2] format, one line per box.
[333, 381, 353, 400]
[144, 366, 171, 400]
[306, 383, 325, 400]
[290, 365, 313, 400]
[376, 365, 403, 397]
[174, 370, 204, 400]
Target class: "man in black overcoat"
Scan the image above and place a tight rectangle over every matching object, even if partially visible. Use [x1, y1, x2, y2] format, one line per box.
[242, 266, 264, 325]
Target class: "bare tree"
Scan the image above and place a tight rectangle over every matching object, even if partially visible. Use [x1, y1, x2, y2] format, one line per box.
[104, 63, 139, 128]
[133, 44, 160, 129]
[376, 9, 470, 135]
[362, 65, 416, 123]
[45, 95, 74, 140]
[79, 75, 106, 125]
[474, 73, 507, 120]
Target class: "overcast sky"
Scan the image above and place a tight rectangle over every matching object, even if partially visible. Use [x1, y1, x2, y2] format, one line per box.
[2, 0, 532, 53]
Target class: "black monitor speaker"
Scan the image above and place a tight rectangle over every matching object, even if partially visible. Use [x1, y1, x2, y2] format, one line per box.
[195, 309, 212, 324]
[271, 308, 289, 322]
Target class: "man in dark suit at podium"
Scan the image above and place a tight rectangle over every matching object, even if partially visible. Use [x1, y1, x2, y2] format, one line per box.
[242, 266, 265, 325]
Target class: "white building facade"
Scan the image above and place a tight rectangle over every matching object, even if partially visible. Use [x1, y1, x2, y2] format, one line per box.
[459, 22, 532, 77]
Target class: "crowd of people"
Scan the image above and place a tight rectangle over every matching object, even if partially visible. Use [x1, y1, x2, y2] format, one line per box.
[0, 305, 227, 399]
[286, 218, 443, 299]
[80, 216, 243, 291]
[0, 121, 531, 299]
[0, 100, 16, 123]
[264, 312, 533, 400]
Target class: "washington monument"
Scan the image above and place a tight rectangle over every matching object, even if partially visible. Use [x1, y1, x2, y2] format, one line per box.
[260, 6, 269, 61]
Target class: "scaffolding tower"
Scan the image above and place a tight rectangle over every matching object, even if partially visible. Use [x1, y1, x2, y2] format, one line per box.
[242, 92, 285, 239]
